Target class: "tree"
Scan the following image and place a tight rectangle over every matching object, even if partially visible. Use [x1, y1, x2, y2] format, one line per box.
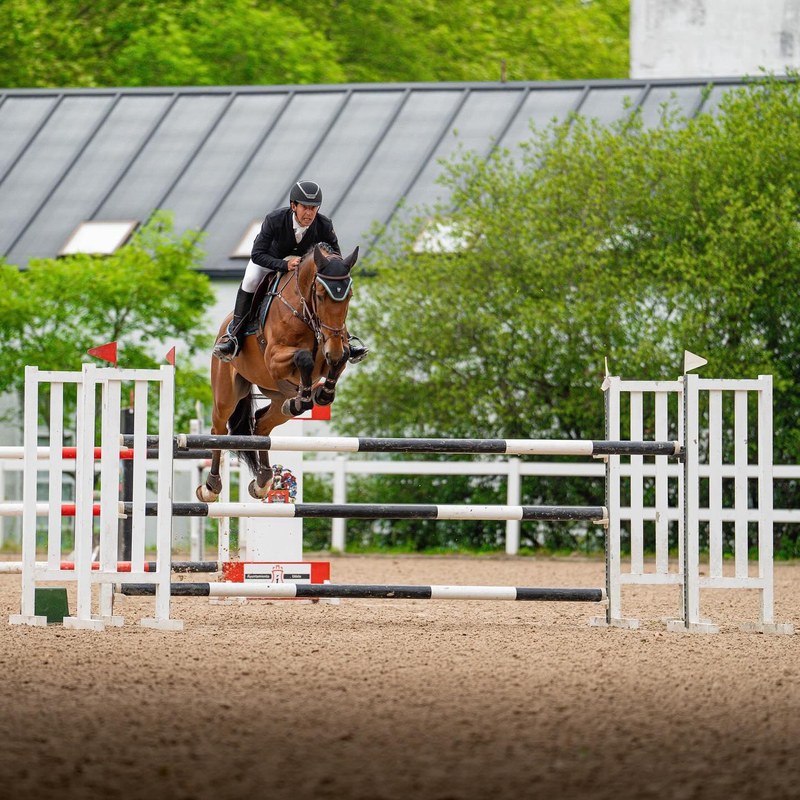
[0, 0, 345, 87]
[331, 74, 800, 551]
[0, 0, 628, 88]
[0, 212, 215, 430]
[109, 3, 346, 86]
[300, 0, 629, 82]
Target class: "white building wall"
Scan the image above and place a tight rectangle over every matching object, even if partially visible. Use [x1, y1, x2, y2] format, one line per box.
[631, 0, 800, 78]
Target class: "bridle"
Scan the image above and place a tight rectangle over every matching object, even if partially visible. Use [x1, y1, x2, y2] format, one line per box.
[311, 272, 352, 346]
[270, 261, 352, 348]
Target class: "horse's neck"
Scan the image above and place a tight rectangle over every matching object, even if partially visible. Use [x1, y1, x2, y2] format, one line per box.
[295, 258, 316, 299]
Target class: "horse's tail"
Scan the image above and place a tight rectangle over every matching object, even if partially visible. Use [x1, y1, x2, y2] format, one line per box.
[227, 392, 260, 474]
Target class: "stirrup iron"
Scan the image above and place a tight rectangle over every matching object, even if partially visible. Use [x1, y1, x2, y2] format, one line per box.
[213, 323, 241, 362]
[348, 336, 369, 364]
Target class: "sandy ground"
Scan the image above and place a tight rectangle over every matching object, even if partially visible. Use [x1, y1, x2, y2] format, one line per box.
[1, 554, 800, 800]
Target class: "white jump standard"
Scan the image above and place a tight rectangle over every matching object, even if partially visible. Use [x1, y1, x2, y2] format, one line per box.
[9, 358, 794, 634]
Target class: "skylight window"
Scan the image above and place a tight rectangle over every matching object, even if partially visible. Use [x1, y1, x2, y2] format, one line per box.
[232, 220, 262, 258]
[60, 221, 138, 256]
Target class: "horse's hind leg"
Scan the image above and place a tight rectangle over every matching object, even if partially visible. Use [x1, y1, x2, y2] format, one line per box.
[197, 396, 233, 501]
[281, 350, 316, 416]
[197, 366, 249, 502]
[248, 403, 274, 500]
[197, 449, 224, 502]
[248, 396, 293, 500]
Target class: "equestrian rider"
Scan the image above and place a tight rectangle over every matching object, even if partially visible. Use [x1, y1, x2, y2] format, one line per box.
[212, 180, 369, 363]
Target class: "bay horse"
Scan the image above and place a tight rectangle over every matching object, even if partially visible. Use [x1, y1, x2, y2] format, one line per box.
[197, 243, 358, 501]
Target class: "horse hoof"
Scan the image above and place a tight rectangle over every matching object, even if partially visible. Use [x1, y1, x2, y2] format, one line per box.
[314, 386, 335, 406]
[248, 479, 271, 500]
[281, 398, 311, 416]
[196, 485, 219, 503]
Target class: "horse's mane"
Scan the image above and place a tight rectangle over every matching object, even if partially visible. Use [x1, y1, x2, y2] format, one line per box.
[302, 241, 341, 259]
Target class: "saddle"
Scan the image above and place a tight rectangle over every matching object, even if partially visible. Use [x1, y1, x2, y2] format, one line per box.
[243, 273, 282, 339]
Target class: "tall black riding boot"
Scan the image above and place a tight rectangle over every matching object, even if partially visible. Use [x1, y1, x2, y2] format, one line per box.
[347, 334, 369, 364]
[213, 288, 255, 362]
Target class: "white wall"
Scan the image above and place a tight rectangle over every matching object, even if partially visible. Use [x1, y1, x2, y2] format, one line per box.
[208, 280, 239, 334]
[631, 0, 800, 78]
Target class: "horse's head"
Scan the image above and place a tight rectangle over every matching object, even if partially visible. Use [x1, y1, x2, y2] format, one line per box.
[312, 243, 359, 365]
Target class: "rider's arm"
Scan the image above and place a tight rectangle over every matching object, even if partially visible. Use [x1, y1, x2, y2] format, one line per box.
[251, 212, 292, 272]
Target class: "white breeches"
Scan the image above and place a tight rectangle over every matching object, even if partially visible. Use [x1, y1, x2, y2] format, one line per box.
[242, 259, 272, 292]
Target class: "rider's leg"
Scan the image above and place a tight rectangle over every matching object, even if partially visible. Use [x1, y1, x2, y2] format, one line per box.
[212, 285, 255, 361]
[347, 334, 369, 364]
[213, 260, 269, 361]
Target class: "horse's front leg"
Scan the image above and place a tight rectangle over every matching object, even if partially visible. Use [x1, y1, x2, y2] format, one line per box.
[313, 358, 348, 406]
[280, 350, 316, 416]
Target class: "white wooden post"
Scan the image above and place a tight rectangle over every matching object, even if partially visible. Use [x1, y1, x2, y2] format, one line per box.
[505, 458, 521, 556]
[9, 366, 47, 626]
[654, 390, 670, 574]
[131, 380, 149, 572]
[669, 373, 717, 633]
[141, 365, 182, 630]
[46, 381, 65, 568]
[98, 373, 123, 624]
[707, 390, 723, 580]
[64, 364, 105, 630]
[331, 455, 347, 552]
[629, 391, 644, 575]
[591, 375, 639, 629]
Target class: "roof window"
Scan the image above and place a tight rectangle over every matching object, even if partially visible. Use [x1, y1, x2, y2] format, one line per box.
[60, 221, 138, 256]
[232, 220, 262, 258]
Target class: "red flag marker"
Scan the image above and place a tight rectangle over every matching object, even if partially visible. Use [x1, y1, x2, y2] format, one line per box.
[166, 346, 176, 366]
[87, 341, 118, 366]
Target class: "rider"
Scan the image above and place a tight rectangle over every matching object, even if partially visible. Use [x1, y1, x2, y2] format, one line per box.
[212, 180, 369, 363]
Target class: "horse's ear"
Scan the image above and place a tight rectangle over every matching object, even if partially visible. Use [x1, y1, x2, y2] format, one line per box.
[313, 244, 330, 271]
[342, 246, 359, 270]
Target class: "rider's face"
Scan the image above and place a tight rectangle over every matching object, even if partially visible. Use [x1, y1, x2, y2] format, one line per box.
[293, 202, 319, 227]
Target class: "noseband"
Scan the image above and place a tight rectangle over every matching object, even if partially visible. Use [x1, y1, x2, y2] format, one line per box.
[311, 272, 352, 346]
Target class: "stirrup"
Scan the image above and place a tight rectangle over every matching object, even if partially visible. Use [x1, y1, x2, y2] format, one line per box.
[348, 336, 369, 364]
[212, 332, 240, 363]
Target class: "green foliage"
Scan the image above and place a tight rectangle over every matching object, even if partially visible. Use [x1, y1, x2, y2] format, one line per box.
[332, 74, 800, 552]
[302, 0, 629, 82]
[0, 0, 628, 88]
[0, 0, 344, 87]
[0, 212, 214, 429]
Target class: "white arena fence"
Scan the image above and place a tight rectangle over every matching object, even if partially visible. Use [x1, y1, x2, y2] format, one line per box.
[4, 363, 795, 634]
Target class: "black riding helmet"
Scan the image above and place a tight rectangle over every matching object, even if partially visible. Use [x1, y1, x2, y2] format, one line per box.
[290, 180, 322, 207]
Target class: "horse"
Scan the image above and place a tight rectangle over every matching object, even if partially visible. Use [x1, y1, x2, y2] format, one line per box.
[197, 242, 358, 502]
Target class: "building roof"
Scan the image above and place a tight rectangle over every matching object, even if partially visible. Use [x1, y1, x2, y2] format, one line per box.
[0, 78, 746, 278]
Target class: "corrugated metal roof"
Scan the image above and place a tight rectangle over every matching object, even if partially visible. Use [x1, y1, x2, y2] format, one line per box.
[0, 78, 746, 277]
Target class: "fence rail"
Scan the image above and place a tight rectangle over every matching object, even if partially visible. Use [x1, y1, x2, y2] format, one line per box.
[2, 454, 800, 555]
